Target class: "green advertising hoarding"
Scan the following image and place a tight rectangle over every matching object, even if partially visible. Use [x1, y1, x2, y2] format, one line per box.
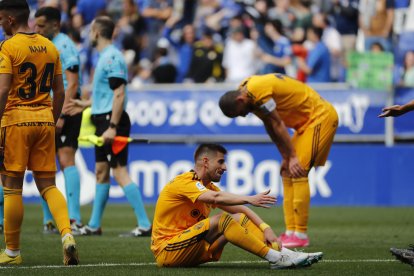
[347, 51, 394, 91]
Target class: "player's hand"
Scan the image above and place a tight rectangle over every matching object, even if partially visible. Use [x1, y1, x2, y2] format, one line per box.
[378, 105, 404, 118]
[102, 127, 116, 144]
[288, 157, 307, 178]
[248, 190, 276, 208]
[263, 228, 282, 251]
[55, 118, 65, 134]
[65, 99, 88, 116]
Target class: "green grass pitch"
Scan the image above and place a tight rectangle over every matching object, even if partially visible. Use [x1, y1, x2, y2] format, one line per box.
[0, 204, 413, 275]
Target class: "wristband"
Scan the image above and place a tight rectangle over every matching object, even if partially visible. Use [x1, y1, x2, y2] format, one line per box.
[109, 122, 117, 129]
[59, 113, 67, 119]
[259, 222, 270, 231]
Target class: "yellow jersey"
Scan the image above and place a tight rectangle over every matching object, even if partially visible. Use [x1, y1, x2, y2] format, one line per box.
[242, 74, 332, 134]
[151, 171, 220, 257]
[0, 33, 62, 126]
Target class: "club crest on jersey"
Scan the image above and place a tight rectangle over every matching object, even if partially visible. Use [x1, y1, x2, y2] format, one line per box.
[195, 182, 206, 191]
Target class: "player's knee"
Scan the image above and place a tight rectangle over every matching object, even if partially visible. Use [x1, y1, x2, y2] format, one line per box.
[112, 166, 130, 186]
[95, 167, 110, 183]
[217, 212, 236, 234]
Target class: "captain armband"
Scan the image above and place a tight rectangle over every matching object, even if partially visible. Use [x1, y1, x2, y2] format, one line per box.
[259, 98, 276, 114]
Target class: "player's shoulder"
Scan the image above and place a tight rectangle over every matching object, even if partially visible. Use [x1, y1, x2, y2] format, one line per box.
[174, 171, 199, 184]
[54, 33, 76, 47]
[0, 40, 7, 52]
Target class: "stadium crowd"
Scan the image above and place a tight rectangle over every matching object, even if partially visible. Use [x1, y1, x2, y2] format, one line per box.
[1, 0, 412, 89]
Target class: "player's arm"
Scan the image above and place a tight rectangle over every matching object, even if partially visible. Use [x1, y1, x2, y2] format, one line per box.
[101, 77, 126, 144]
[261, 109, 306, 177]
[109, 77, 126, 127]
[52, 74, 65, 124]
[197, 189, 275, 208]
[379, 100, 414, 117]
[60, 66, 80, 116]
[0, 73, 11, 120]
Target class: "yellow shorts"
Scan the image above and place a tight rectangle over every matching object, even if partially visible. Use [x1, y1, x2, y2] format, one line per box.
[155, 218, 223, 267]
[292, 105, 338, 170]
[0, 123, 56, 177]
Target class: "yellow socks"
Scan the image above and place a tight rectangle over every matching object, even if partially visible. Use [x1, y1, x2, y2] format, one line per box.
[41, 186, 71, 237]
[219, 213, 269, 258]
[282, 177, 295, 232]
[291, 177, 310, 233]
[3, 187, 23, 251]
[239, 213, 265, 244]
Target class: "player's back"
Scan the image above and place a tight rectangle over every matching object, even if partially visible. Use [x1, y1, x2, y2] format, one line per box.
[247, 74, 332, 132]
[0, 33, 62, 126]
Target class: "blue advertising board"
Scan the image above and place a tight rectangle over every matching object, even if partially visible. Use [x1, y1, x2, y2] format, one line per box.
[125, 87, 388, 139]
[22, 144, 414, 206]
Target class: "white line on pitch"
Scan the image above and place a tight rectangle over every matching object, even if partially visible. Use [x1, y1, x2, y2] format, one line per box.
[0, 259, 398, 269]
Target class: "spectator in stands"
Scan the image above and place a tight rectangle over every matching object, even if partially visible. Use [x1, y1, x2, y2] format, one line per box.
[115, 0, 146, 77]
[73, 0, 106, 27]
[393, 0, 411, 35]
[398, 50, 414, 87]
[163, 15, 196, 82]
[328, 0, 359, 53]
[152, 39, 177, 83]
[312, 12, 343, 81]
[186, 29, 224, 83]
[296, 26, 331, 83]
[223, 26, 257, 83]
[370, 41, 385, 52]
[258, 19, 293, 75]
[358, 0, 394, 52]
[290, 0, 313, 32]
[203, 0, 243, 34]
[193, 0, 221, 35]
[268, 0, 296, 37]
[141, 0, 173, 59]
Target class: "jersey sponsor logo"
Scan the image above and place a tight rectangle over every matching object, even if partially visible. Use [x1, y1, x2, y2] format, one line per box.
[195, 182, 206, 191]
[28, 45, 47, 53]
[259, 98, 276, 114]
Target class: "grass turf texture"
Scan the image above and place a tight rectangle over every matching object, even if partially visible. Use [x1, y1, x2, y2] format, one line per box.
[0, 205, 413, 275]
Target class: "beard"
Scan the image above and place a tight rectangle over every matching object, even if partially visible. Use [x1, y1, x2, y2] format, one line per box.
[208, 170, 223, 183]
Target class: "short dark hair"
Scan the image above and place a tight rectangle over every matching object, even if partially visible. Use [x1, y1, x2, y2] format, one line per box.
[35, 6, 61, 23]
[194, 144, 227, 162]
[0, 0, 30, 23]
[219, 90, 240, 118]
[309, 26, 324, 40]
[269, 19, 284, 36]
[94, 16, 115, 40]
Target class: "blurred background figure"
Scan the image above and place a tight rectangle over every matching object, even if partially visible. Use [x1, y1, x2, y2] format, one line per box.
[151, 38, 177, 83]
[358, 0, 394, 52]
[296, 26, 331, 83]
[223, 26, 257, 83]
[186, 29, 223, 83]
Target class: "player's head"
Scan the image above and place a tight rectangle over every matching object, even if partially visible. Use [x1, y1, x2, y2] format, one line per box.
[219, 89, 253, 118]
[0, 0, 30, 36]
[90, 16, 114, 47]
[194, 144, 227, 182]
[34, 6, 61, 40]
